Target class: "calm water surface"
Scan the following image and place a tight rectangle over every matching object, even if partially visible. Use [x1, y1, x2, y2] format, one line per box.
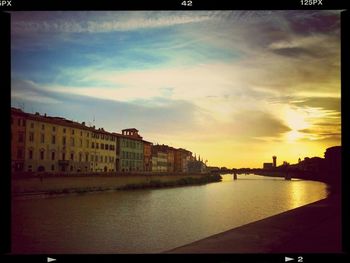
[12, 174, 328, 253]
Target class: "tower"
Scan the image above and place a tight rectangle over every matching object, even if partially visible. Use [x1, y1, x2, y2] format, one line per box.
[272, 156, 277, 167]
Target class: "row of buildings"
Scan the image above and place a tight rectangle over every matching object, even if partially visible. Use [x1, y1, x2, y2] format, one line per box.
[11, 108, 207, 175]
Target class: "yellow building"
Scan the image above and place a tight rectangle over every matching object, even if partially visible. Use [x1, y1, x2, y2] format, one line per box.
[151, 146, 168, 172]
[24, 112, 93, 173]
[90, 128, 117, 172]
[13, 109, 117, 174]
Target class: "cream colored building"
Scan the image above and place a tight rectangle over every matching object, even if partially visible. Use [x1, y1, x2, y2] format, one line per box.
[90, 129, 117, 172]
[22, 111, 117, 174]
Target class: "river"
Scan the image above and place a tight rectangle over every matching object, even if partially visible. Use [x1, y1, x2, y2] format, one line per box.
[11, 174, 328, 254]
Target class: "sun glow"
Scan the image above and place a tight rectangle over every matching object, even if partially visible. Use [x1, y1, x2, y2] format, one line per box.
[284, 108, 310, 142]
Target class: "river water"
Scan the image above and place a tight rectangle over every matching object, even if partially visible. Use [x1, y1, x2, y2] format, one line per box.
[11, 174, 328, 254]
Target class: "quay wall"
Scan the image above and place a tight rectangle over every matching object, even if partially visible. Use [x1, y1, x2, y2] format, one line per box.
[11, 173, 216, 196]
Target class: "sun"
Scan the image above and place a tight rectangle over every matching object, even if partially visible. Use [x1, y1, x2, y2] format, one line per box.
[284, 108, 310, 142]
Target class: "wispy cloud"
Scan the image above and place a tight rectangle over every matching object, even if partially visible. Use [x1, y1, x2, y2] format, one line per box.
[11, 11, 341, 167]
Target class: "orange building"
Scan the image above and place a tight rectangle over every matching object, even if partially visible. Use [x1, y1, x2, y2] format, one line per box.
[152, 144, 176, 172]
[174, 148, 192, 173]
[143, 140, 152, 172]
[11, 108, 27, 172]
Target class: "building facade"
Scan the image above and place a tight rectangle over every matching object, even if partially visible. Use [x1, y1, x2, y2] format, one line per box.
[11, 108, 204, 176]
[117, 129, 144, 172]
[90, 129, 117, 172]
[11, 108, 118, 174]
[143, 140, 152, 172]
[151, 147, 168, 172]
[24, 113, 93, 173]
[11, 108, 27, 173]
[174, 148, 192, 173]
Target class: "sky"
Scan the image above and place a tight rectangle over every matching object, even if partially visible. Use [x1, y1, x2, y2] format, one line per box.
[11, 11, 341, 168]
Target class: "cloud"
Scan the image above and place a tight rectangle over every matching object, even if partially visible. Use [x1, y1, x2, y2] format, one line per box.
[11, 79, 62, 104]
[231, 110, 291, 137]
[11, 78, 203, 137]
[291, 97, 341, 112]
[11, 11, 214, 35]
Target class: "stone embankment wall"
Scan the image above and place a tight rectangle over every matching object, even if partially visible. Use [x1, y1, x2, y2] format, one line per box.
[12, 173, 221, 197]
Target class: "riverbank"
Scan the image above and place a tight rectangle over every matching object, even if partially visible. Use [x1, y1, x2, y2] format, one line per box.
[12, 174, 222, 198]
[166, 193, 342, 253]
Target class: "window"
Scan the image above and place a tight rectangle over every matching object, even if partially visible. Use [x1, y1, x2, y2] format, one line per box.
[52, 135, 56, 144]
[92, 142, 95, 148]
[29, 132, 34, 142]
[70, 153, 74, 161]
[86, 140, 89, 148]
[105, 144, 108, 150]
[63, 128, 66, 133]
[41, 124, 45, 130]
[70, 137, 75, 146]
[95, 155, 98, 162]
[18, 133, 24, 143]
[80, 139, 82, 147]
[62, 153, 66, 160]
[40, 134, 45, 143]
[87, 133, 89, 138]
[80, 131, 83, 136]
[100, 156, 103, 162]
[86, 153, 89, 162]
[52, 126, 56, 132]
[22, 119, 26, 127]
[91, 155, 94, 162]
[101, 144, 104, 150]
[51, 152, 55, 161]
[17, 148, 23, 159]
[105, 156, 107, 163]
[72, 129, 75, 135]
[30, 122, 34, 128]
[40, 150, 45, 160]
[96, 143, 99, 149]
[63, 136, 66, 145]
[51, 165, 55, 171]
[79, 153, 82, 162]
[29, 149, 33, 160]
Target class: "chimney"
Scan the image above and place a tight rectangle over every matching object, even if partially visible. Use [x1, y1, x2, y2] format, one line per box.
[82, 122, 85, 126]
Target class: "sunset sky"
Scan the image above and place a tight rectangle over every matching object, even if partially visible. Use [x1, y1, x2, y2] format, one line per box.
[11, 11, 341, 168]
